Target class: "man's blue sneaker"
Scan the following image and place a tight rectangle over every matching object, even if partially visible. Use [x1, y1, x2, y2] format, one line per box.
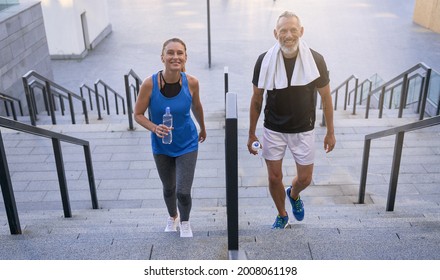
[286, 186, 304, 221]
[271, 214, 289, 229]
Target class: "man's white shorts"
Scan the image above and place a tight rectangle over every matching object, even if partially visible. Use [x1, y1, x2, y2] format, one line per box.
[261, 127, 315, 165]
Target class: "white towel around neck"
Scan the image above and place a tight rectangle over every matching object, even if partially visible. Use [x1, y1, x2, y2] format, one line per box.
[257, 39, 320, 90]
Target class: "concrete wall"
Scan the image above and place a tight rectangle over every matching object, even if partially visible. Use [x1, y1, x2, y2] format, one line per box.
[0, 0, 19, 4]
[413, 0, 440, 33]
[21, 0, 112, 59]
[0, 1, 52, 116]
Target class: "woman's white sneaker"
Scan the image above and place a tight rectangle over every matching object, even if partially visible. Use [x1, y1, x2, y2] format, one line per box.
[179, 221, 193, 237]
[164, 217, 179, 232]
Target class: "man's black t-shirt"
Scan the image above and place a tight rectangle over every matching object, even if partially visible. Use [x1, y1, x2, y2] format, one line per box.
[252, 49, 329, 133]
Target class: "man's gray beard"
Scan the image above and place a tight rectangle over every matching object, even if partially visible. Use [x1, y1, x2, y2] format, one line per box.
[280, 43, 299, 56]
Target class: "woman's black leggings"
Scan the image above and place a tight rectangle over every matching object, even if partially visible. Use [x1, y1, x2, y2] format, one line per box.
[153, 150, 197, 222]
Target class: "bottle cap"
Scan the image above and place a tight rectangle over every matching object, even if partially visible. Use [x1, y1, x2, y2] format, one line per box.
[251, 141, 261, 151]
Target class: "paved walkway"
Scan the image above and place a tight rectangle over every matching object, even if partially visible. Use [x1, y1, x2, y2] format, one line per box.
[1, 0, 440, 265]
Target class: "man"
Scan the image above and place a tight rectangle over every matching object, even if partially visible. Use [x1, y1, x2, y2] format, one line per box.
[247, 11, 336, 229]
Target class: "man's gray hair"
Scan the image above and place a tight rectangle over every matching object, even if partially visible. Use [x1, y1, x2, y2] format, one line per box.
[277, 11, 302, 27]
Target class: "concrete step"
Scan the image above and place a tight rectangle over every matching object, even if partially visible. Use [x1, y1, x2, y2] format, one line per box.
[1, 201, 439, 259]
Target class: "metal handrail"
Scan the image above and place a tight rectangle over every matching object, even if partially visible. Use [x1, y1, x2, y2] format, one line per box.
[22, 70, 89, 126]
[0, 116, 99, 234]
[0, 92, 24, 120]
[372, 73, 424, 118]
[79, 83, 106, 112]
[364, 62, 432, 120]
[350, 78, 373, 106]
[321, 74, 358, 126]
[332, 74, 359, 111]
[384, 73, 420, 108]
[29, 80, 69, 117]
[358, 115, 440, 211]
[124, 69, 142, 130]
[94, 79, 126, 119]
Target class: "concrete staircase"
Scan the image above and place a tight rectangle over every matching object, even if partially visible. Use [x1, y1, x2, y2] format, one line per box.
[1, 108, 440, 259]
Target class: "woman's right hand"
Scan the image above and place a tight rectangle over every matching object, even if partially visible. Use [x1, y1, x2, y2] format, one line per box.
[154, 124, 173, 138]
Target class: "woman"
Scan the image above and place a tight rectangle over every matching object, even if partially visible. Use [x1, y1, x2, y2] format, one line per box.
[134, 38, 206, 238]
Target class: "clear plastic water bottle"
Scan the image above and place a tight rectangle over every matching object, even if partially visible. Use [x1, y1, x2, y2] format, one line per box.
[162, 107, 173, 144]
[251, 141, 262, 155]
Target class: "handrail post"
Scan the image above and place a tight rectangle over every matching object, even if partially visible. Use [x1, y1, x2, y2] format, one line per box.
[124, 74, 134, 130]
[59, 95, 65, 115]
[416, 76, 425, 114]
[22, 77, 36, 126]
[121, 97, 126, 115]
[352, 78, 359, 115]
[386, 131, 405, 211]
[343, 81, 349, 110]
[398, 73, 409, 118]
[68, 94, 76, 124]
[18, 99, 24, 116]
[104, 86, 110, 115]
[31, 84, 41, 115]
[135, 80, 140, 102]
[378, 86, 385, 118]
[52, 138, 72, 217]
[46, 81, 57, 125]
[115, 92, 120, 115]
[4, 100, 10, 116]
[358, 138, 371, 204]
[80, 86, 90, 110]
[320, 96, 327, 127]
[334, 89, 338, 110]
[94, 83, 102, 120]
[82, 99, 89, 124]
[84, 144, 99, 209]
[437, 89, 440, 116]
[0, 131, 22, 234]
[389, 88, 394, 109]
[9, 101, 17, 120]
[365, 94, 371, 119]
[418, 68, 431, 120]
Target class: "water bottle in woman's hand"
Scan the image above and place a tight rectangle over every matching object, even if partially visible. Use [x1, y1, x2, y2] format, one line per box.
[162, 107, 173, 144]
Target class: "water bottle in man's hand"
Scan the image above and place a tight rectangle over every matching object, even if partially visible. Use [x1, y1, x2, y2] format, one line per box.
[251, 141, 262, 155]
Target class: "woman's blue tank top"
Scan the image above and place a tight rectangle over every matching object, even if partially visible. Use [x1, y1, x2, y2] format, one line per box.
[149, 72, 198, 157]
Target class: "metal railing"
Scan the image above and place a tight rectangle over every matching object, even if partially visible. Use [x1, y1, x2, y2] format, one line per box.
[426, 70, 440, 116]
[94, 79, 126, 120]
[321, 74, 358, 126]
[350, 78, 373, 107]
[381, 73, 424, 111]
[22, 71, 89, 126]
[29, 80, 69, 117]
[364, 63, 432, 120]
[358, 115, 440, 211]
[124, 69, 142, 130]
[79, 83, 106, 113]
[0, 116, 99, 234]
[0, 92, 24, 121]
